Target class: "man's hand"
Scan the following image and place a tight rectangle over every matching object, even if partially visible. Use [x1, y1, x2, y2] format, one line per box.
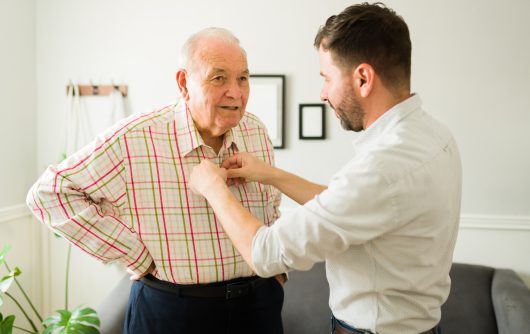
[222, 153, 274, 184]
[127, 261, 155, 281]
[274, 273, 287, 287]
[190, 160, 228, 197]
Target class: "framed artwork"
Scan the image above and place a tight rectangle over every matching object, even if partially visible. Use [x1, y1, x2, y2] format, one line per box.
[246, 74, 285, 148]
[299, 103, 326, 139]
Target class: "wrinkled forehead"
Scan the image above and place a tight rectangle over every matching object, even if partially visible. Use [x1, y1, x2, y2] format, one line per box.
[194, 39, 248, 73]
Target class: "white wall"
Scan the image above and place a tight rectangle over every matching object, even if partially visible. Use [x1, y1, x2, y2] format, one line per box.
[0, 0, 36, 207]
[0, 0, 39, 330]
[16, 0, 530, 314]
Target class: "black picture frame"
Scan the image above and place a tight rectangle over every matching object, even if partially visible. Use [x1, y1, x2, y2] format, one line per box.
[246, 74, 286, 148]
[299, 103, 326, 140]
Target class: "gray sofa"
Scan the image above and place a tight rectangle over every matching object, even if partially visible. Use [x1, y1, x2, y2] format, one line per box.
[98, 262, 530, 334]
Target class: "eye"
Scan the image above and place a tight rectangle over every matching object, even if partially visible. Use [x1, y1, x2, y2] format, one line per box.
[239, 76, 248, 82]
[211, 76, 225, 82]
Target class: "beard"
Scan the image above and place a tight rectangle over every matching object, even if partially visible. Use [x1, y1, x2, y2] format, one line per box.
[328, 92, 365, 132]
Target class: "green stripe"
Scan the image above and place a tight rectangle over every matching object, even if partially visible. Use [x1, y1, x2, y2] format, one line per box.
[142, 128, 170, 279]
[60, 113, 165, 181]
[34, 185, 53, 223]
[167, 122, 194, 281]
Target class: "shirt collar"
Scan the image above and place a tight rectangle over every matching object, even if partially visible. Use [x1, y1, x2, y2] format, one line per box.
[173, 100, 243, 156]
[352, 93, 423, 149]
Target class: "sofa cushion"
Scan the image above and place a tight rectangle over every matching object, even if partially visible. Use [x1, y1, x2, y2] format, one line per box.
[282, 262, 331, 334]
[492, 268, 530, 334]
[440, 263, 498, 334]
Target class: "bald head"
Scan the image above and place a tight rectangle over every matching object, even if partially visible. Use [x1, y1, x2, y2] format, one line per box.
[180, 27, 247, 71]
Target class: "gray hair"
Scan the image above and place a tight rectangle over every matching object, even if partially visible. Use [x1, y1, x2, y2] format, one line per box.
[180, 27, 246, 69]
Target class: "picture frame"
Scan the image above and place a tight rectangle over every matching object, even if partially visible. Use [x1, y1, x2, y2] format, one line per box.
[299, 103, 326, 140]
[246, 74, 285, 148]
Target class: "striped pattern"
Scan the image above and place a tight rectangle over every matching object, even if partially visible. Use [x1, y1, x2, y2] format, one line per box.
[27, 102, 280, 284]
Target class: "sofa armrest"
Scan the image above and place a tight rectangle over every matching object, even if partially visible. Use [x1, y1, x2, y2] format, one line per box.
[97, 275, 132, 334]
[492, 269, 530, 334]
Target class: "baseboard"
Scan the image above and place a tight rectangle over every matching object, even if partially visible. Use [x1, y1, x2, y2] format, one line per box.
[460, 214, 530, 231]
[280, 207, 530, 232]
[0, 204, 31, 223]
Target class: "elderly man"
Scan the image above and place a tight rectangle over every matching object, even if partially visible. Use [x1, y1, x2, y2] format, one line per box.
[190, 3, 462, 334]
[27, 28, 284, 334]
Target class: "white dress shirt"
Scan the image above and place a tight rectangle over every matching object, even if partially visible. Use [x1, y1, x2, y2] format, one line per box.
[252, 94, 462, 333]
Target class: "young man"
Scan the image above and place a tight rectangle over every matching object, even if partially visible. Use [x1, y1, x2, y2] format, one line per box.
[27, 28, 285, 334]
[189, 4, 461, 334]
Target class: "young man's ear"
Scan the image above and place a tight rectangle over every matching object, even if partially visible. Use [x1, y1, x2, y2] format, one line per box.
[353, 63, 375, 98]
[176, 69, 189, 100]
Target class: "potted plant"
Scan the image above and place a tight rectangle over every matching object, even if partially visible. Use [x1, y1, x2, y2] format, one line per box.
[0, 244, 100, 334]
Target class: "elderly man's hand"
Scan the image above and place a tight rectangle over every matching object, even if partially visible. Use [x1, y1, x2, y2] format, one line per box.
[127, 261, 155, 281]
[190, 160, 228, 197]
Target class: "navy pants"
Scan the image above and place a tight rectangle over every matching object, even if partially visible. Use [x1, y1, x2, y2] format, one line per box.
[123, 277, 284, 334]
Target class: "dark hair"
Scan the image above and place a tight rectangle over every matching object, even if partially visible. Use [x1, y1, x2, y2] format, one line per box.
[314, 2, 411, 92]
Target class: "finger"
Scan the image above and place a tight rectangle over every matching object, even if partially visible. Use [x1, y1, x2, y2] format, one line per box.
[222, 154, 243, 169]
[234, 178, 246, 185]
[221, 157, 235, 169]
[226, 168, 246, 179]
[224, 161, 239, 170]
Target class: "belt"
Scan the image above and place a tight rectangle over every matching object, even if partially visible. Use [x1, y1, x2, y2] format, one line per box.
[332, 317, 439, 334]
[140, 274, 270, 300]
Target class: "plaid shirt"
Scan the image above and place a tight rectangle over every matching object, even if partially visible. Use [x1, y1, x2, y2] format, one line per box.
[27, 101, 281, 284]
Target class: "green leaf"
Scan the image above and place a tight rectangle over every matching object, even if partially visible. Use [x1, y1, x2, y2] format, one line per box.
[0, 314, 15, 334]
[0, 277, 14, 294]
[43, 306, 100, 334]
[69, 323, 99, 334]
[0, 245, 11, 265]
[0, 268, 22, 293]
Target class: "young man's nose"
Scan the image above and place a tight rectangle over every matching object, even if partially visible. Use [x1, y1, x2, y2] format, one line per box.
[320, 88, 328, 102]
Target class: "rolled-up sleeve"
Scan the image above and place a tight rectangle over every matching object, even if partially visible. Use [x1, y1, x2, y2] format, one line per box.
[26, 134, 153, 274]
[251, 163, 398, 277]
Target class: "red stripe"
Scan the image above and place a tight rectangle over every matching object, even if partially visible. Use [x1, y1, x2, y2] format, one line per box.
[93, 204, 132, 231]
[56, 194, 126, 256]
[148, 127, 177, 282]
[53, 105, 172, 191]
[173, 119, 201, 283]
[129, 246, 147, 268]
[81, 160, 123, 191]
[31, 191, 45, 222]
[124, 134, 143, 237]
[261, 128, 273, 165]
[110, 192, 126, 205]
[150, 255, 240, 262]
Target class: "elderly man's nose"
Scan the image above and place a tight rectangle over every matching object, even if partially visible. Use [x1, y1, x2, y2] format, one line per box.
[225, 81, 243, 98]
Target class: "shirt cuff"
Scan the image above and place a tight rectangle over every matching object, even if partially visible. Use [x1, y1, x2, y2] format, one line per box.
[121, 244, 153, 275]
[252, 225, 288, 277]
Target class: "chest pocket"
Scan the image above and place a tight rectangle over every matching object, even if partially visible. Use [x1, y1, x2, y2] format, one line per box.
[229, 182, 274, 226]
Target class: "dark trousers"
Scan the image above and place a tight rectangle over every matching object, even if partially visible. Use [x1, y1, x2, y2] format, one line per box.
[123, 276, 284, 334]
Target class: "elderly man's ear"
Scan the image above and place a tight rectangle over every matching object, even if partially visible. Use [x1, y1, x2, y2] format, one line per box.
[176, 70, 189, 100]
